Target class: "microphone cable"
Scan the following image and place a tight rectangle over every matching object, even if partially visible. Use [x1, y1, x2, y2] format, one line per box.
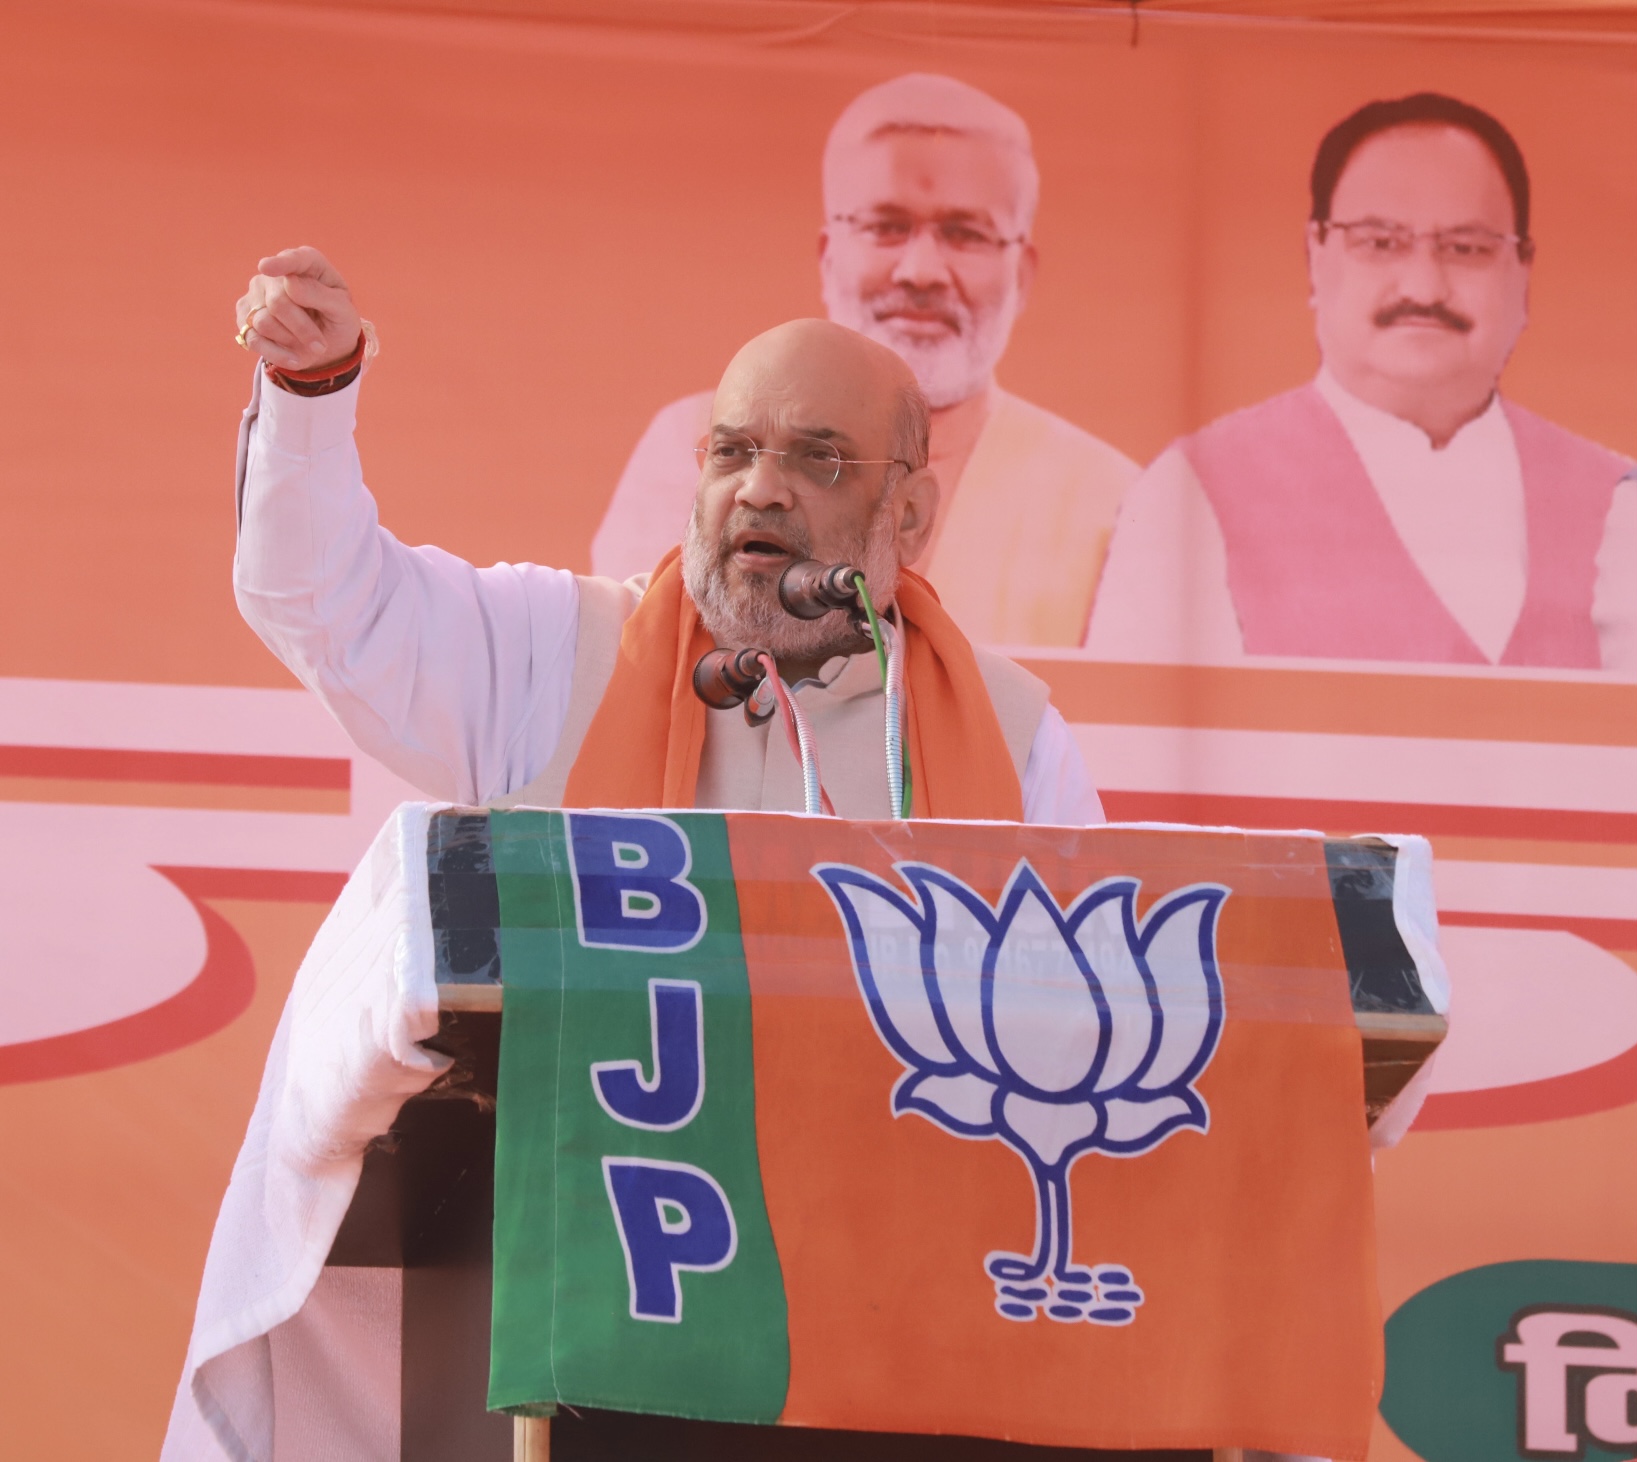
[883, 615, 907, 819]
[850, 573, 912, 819]
[755, 653, 834, 816]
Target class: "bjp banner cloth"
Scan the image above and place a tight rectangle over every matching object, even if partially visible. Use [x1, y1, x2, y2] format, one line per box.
[478, 808, 1399, 1459]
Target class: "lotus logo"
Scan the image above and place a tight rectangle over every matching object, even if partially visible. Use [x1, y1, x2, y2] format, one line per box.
[816, 860, 1227, 1325]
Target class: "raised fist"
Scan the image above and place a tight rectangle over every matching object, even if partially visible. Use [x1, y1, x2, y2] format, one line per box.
[235, 247, 363, 373]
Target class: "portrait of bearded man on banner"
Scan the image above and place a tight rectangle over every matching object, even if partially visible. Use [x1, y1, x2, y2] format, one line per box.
[594, 71, 1138, 647]
[1086, 91, 1637, 671]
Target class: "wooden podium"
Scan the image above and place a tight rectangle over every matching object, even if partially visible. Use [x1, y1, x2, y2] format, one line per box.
[326, 815, 1445, 1461]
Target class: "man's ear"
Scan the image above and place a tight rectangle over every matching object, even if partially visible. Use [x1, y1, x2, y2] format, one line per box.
[1305, 220, 1324, 311]
[1014, 241, 1039, 313]
[893, 466, 941, 567]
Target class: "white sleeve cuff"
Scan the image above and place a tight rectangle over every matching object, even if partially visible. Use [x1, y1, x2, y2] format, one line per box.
[1021, 704, 1106, 827]
[255, 365, 361, 456]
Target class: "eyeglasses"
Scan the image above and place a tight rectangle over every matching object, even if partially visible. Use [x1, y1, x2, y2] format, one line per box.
[830, 212, 1027, 256]
[695, 432, 910, 493]
[1322, 218, 1533, 267]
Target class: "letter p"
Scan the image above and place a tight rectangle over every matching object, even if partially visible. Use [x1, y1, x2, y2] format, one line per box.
[602, 1158, 737, 1323]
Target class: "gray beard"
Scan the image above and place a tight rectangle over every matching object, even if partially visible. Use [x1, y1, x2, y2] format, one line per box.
[681, 499, 901, 660]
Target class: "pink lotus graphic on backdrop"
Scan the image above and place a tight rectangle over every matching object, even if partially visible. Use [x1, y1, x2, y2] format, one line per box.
[817, 859, 1227, 1324]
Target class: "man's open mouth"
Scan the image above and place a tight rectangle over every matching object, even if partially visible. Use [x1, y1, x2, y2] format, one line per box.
[728, 527, 803, 571]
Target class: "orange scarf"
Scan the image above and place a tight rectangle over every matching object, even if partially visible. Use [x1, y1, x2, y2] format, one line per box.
[562, 549, 1024, 820]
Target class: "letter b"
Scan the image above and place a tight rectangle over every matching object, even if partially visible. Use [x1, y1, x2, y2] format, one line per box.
[568, 813, 706, 952]
[603, 1159, 737, 1322]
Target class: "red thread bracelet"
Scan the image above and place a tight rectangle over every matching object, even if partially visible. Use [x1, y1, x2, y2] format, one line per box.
[267, 330, 367, 395]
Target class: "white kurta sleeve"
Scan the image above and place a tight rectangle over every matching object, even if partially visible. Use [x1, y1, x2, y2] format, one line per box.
[1021, 704, 1106, 827]
[233, 367, 580, 803]
[1083, 445, 1247, 664]
[1594, 473, 1637, 675]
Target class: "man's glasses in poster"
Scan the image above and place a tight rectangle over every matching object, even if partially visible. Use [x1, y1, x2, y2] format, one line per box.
[695, 433, 913, 494]
[830, 211, 1028, 256]
[1321, 218, 1535, 266]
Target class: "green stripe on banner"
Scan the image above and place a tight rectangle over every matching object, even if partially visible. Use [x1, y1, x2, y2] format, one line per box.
[488, 810, 790, 1420]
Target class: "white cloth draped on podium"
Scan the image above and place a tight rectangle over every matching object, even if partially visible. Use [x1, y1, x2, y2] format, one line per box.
[162, 804, 449, 1462]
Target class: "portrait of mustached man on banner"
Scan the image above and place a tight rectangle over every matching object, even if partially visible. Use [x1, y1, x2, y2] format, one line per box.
[594, 72, 1139, 648]
[1087, 92, 1637, 671]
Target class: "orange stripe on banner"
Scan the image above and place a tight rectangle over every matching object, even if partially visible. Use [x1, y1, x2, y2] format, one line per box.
[1440, 911, 1637, 945]
[1100, 789, 1637, 845]
[1429, 836, 1637, 868]
[1018, 660, 1637, 747]
[0, 777, 350, 814]
[0, 867, 346, 1086]
[0, 746, 352, 813]
[0, 744, 352, 789]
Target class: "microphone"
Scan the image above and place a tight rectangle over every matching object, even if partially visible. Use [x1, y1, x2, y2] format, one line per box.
[778, 560, 862, 620]
[692, 647, 769, 709]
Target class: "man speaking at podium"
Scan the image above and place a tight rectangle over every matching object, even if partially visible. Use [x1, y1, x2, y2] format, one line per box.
[231, 247, 1102, 828]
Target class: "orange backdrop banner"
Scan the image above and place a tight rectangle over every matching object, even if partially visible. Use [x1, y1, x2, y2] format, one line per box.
[1, 2, 1634, 1459]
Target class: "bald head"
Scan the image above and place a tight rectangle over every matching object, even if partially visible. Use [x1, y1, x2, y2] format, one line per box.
[714, 319, 930, 471]
[684, 319, 941, 666]
[823, 72, 1039, 235]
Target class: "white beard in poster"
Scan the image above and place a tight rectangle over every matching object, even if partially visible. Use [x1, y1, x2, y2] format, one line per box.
[821, 276, 1022, 411]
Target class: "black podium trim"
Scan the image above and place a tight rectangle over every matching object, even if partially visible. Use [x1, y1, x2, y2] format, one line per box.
[1323, 839, 1435, 1015]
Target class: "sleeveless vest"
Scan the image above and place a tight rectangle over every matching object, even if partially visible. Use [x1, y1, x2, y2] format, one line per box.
[1183, 384, 1626, 667]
